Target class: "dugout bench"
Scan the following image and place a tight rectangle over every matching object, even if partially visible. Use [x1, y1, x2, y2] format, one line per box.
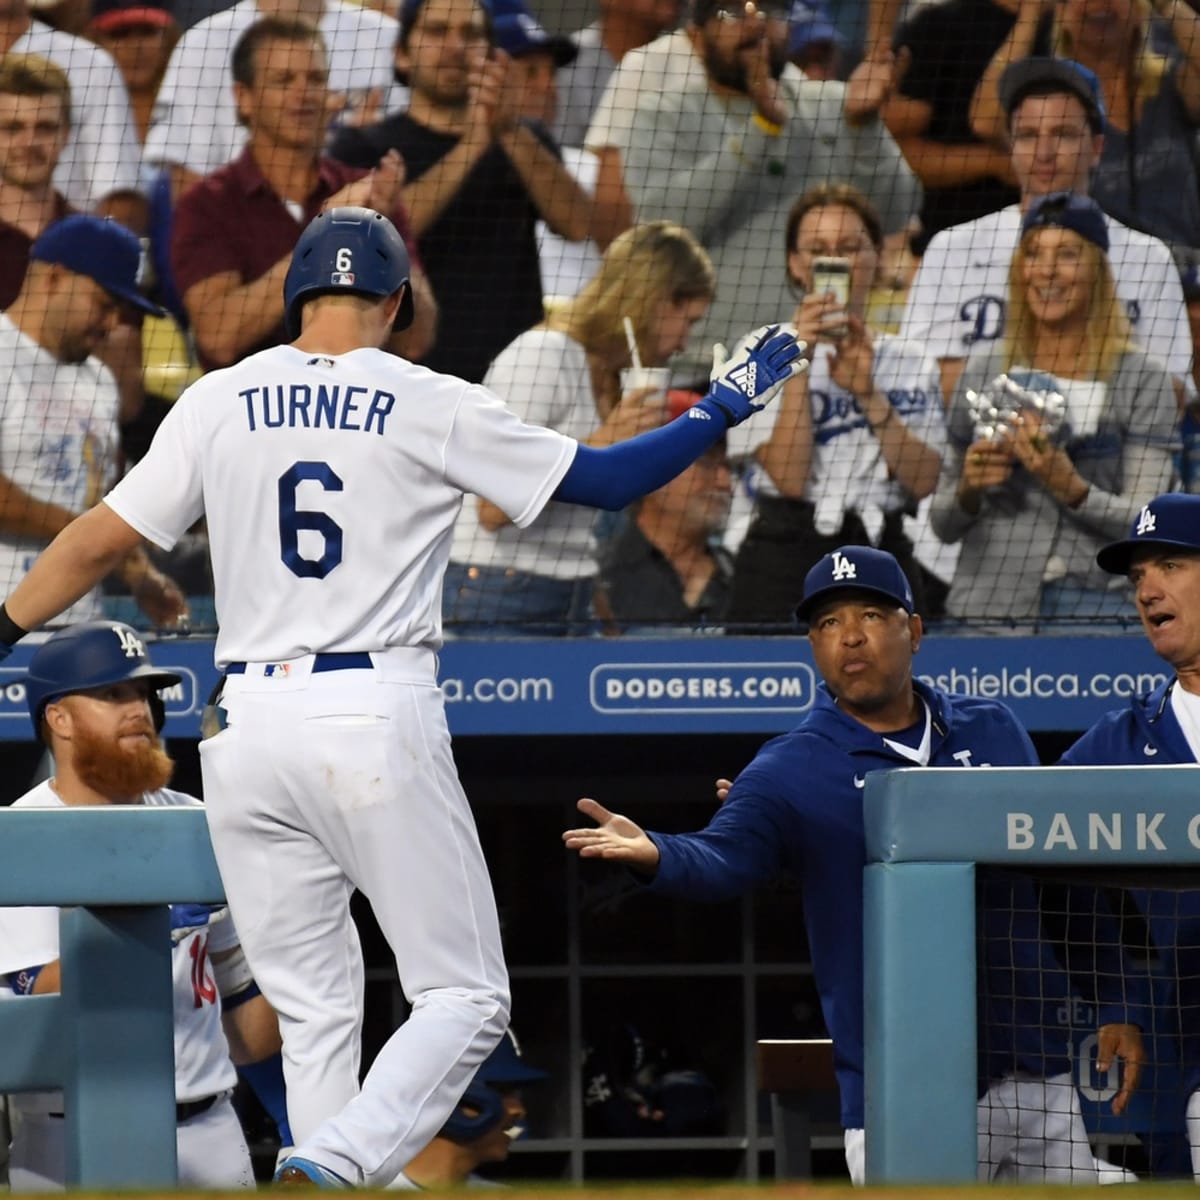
[756, 1037, 841, 1178]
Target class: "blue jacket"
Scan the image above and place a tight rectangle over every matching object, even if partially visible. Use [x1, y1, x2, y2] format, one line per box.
[1061, 677, 1200, 1093]
[646, 679, 1103, 1129]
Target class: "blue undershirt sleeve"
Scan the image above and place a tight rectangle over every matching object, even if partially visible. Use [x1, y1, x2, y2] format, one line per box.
[552, 397, 727, 510]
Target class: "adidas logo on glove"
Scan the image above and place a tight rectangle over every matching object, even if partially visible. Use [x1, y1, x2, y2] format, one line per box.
[727, 362, 757, 395]
[705, 324, 806, 427]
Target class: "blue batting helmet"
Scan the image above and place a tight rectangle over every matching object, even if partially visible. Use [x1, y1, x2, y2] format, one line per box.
[25, 621, 182, 738]
[441, 1030, 548, 1144]
[283, 206, 414, 338]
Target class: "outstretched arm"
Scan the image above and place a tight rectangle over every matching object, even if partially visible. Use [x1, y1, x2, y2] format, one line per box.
[1, 503, 143, 644]
[553, 326, 806, 510]
[563, 798, 661, 874]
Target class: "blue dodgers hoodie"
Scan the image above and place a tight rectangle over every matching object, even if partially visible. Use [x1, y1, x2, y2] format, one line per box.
[647, 679, 1136, 1130]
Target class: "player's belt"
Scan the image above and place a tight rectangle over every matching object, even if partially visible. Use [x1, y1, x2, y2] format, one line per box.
[225, 652, 374, 675]
[174, 1093, 221, 1122]
[50, 1093, 221, 1123]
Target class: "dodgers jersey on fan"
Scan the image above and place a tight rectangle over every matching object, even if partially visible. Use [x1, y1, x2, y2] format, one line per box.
[725, 333, 945, 533]
[901, 205, 1191, 376]
[103, 345, 576, 665]
[0, 314, 119, 625]
[0, 785, 240, 1109]
[644, 680, 1132, 1130]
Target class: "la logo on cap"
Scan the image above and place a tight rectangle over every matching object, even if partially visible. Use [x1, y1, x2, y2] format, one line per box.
[831, 551, 857, 581]
[1135, 506, 1157, 536]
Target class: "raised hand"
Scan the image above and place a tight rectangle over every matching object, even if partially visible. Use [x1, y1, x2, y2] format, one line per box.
[844, 45, 911, 124]
[742, 38, 787, 127]
[828, 314, 876, 399]
[707, 324, 808, 426]
[563, 798, 661, 872]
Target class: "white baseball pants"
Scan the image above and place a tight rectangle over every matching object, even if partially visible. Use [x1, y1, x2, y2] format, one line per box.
[200, 652, 509, 1187]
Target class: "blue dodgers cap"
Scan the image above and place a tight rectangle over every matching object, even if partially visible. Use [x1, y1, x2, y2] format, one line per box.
[788, 0, 843, 56]
[998, 56, 1106, 132]
[29, 214, 164, 316]
[492, 10, 577, 63]
[1020, 191, 1109, 253]
[795, 545, 915, 622]
[1096, 494, 1200, 574]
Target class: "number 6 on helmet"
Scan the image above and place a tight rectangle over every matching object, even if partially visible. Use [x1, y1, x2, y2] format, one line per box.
[283, 205, 414, 338]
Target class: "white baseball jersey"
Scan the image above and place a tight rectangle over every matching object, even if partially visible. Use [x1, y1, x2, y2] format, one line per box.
[103, 344, 576, 665]
[0, 785, 240, 1109]
[450, 328, 600, 580]
[8, 22, 142, 211]
[0, 315, 119, 625]
[144, 0, 399, 178]
[900, 204, 1192, 377]
[726, 332, 946, 538]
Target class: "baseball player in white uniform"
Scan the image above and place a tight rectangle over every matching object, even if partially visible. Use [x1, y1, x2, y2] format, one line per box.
[0, 622, 289, 1190]
[0, 207, 804, 1187]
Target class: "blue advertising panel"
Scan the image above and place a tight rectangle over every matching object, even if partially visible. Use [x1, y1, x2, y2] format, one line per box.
[0, 633, 1170, 740]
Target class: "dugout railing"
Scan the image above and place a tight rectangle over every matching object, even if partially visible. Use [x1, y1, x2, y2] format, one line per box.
[0, 806, 224, 1187]
[863, 763, 1200, 1183]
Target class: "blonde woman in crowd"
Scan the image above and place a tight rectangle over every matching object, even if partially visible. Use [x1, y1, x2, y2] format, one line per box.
[930, 191, 1178, 623]
[445, 221, 716, 634]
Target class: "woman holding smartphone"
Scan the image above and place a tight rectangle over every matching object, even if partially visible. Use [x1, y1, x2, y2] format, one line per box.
[725, 183, 946, 626]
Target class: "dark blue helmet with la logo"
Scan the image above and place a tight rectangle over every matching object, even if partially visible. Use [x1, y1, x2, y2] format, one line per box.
[24, 621, 182, 738]
[283, 206, 414, 338]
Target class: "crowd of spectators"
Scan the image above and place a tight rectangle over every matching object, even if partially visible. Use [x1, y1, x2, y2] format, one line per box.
[0, 0, 1197, 635]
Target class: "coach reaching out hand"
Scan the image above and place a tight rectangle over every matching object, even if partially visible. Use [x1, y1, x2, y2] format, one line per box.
[564, 543, 1145, 1184]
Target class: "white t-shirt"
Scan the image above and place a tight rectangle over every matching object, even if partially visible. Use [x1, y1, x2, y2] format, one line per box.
[0, 785, 239, 1116]
[537, 147, 602, 304]
[450, 328, 600, 580]
[103, 344, 576, 664]
[10, 21, 142, 210]
[900, 203, 1192, 377]
[144, 0, 400, 177]
[726, 332, 946, 541]
[551, 22, 616, 150]
[0, 315, 119, 625]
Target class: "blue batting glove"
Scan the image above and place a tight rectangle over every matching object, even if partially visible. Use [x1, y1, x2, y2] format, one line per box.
[705, 324, 808, 427]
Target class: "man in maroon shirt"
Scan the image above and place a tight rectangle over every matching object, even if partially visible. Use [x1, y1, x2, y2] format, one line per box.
[0, 53, 73, 311]
[171, 15, 436, 372]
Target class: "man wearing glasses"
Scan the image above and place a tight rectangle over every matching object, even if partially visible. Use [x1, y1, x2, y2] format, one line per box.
[580, 0, 921, 385]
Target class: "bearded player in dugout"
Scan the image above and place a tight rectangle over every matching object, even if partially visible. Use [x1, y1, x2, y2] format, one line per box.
[0, 205, 804, 1187]
[0, 622, 289, 1190]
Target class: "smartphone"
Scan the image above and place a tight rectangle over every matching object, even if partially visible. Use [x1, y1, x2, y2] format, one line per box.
[810, 256, 851, 338]
[811, 256, 851, 305]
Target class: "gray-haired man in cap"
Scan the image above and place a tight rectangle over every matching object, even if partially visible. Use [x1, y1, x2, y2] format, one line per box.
[1060, 493, 1200, 1179]
[0, 214, 186, 627]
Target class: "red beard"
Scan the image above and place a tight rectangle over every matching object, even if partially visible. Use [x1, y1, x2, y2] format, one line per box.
[71, 722, 175, 800]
